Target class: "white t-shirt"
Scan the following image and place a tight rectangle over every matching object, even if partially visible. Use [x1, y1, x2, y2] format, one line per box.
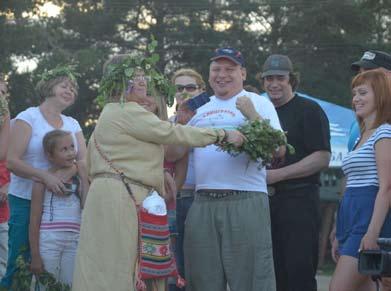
[183, 149, 195, 188]
[9, 107, 82, 200]
[169, 115, 196, 189]
[189, 90, 282, 193]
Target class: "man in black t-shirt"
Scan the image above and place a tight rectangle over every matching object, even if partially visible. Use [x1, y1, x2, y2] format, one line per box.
[259, 54, 331, 291]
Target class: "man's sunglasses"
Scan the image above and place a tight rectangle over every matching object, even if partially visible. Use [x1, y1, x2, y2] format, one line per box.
[175, 84, 199, 93]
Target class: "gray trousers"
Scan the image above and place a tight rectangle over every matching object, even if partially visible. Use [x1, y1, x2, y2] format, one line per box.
[184, 191, 276, 291]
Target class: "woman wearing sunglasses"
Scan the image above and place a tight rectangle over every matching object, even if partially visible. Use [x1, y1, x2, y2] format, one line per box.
[163, 69, 207, 291]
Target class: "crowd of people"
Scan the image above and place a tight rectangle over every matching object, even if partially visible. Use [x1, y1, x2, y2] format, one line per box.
[0, 46, 389, 291]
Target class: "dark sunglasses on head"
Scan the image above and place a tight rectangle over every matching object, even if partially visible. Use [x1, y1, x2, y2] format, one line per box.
[175, 84, 199, 92]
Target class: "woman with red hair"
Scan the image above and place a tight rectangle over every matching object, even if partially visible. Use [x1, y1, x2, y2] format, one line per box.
[330, 69, 391, 290]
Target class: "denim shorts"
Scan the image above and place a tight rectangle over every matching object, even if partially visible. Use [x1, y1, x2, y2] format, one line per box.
[337, 186, 391, 258]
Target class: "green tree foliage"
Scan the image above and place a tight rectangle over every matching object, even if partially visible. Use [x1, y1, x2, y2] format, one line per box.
[260, 0, 372, 106]
[0, 0, 390, 131]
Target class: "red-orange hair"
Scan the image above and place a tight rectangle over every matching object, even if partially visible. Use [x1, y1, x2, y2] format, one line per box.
[351, 69, 391, 131]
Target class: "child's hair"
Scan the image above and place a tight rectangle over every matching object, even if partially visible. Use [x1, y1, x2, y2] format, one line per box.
[43, 129, 72, 156]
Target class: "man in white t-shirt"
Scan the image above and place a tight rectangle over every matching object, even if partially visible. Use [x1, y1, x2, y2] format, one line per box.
[184, 47, 284, 291]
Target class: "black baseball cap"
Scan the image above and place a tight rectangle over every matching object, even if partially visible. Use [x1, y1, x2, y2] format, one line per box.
[351, 50, 391, 71]
[210, 47, 245, 66]
[261, 54, 293, 77]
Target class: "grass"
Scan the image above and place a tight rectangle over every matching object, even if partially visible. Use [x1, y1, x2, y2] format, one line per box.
[318, 259, 336, 277]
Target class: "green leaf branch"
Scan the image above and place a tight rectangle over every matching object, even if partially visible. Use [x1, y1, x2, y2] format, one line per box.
[219, 119, 295, 167]
[0, 95, 9, 127]
[11, 255, 71, 291]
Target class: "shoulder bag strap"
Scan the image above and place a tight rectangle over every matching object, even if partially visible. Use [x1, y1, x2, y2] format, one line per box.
[93, 134, 137, 204]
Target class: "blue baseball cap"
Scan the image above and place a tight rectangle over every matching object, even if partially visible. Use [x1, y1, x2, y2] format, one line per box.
[210, 47, 245, 67]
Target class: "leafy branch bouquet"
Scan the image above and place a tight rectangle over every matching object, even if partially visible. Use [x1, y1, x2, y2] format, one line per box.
[0, 77, 9, 126]
[0, 95, 9, 127]
[10, 255, 70, 291]
[0, 93, 9, 127]
[219, 119, 295, 167]
[96, 36, 176, 108]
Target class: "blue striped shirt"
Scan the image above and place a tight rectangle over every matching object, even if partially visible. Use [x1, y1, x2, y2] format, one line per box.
[342, 123, 391, 188]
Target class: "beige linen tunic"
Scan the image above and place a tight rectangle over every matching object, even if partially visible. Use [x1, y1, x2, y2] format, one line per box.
[72, 102, 217, 291]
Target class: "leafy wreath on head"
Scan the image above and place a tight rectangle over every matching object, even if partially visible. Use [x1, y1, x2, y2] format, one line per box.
[37, 64, 80, 84]
[96, 36, 176, 108]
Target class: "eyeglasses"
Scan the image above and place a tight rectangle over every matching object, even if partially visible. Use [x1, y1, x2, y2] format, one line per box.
[132, 75, 151, 82]
[175, 84, 199, 93]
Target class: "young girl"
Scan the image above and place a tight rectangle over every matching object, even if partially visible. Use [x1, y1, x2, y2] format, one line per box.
[29, 130, 88, 286]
